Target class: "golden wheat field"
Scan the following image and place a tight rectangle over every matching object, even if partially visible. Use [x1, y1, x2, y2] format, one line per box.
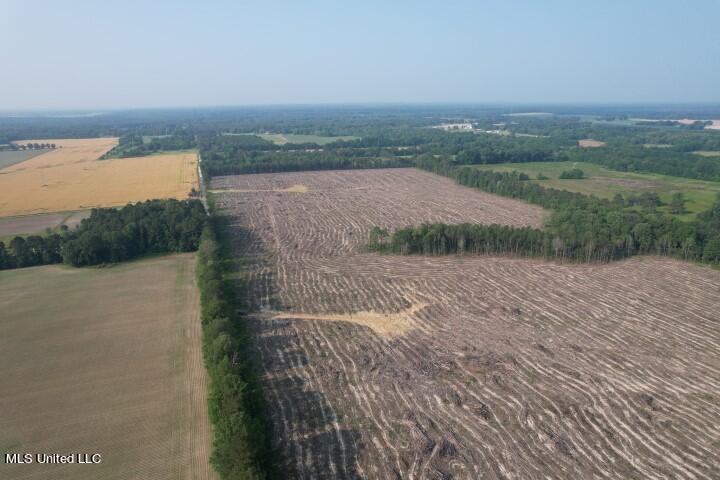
[0, 138, 199, 217]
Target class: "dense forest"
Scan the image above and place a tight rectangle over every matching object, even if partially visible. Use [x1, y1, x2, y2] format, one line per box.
[197, 131, 560, 176]
[3, 105, 719, 183]
[372, 156, 720, 264]
[102, 133, 196, 158]
[0, 200, 206, 270]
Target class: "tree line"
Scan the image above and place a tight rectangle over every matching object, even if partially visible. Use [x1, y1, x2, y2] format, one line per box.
[567, 145, 720, 181]
[102, 133, 196, 158]
[200, 146, 413, 176]
[0, 142, 57, 151]
[373, 155, 720, 264]
[0, 200, 206, 270]
[196, 217, 276, 479]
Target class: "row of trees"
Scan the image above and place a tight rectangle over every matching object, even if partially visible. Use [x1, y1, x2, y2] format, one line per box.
[388, 156, 720, 264]
[0, 234, 64, 269]
[0, 200, 206, 270]
[102, 133, 196, 158]
[200, 147, 413, 176]
[197, 130, 562, 177]
[568, 145, 720, 181]
[196, 218, 275, 479]
[0, 142, 57, 151]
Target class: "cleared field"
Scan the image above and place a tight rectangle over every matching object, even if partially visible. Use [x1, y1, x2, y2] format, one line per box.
[0, 149, 49, 170]
[0, 210, 90, 240]
[0, 138, 198, 217]
[578, 139, 606, 148]
[255, 133, 360, 145]
[694, 150, 720, 157]
[474, 161, 720, 219]
[0, 254, 215, 480]
[214, 168, 720, 479]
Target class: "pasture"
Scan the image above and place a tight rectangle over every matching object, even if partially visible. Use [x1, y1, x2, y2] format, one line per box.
[0, 254, 215, 480]
[0, 138, 199, 217]
[212, 168, 720, 478]
[474, 160, 720, 218]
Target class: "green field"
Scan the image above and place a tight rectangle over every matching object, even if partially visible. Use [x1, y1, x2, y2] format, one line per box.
[0, 149, 49, 170]
[0, 254, 215, 479]
[474, 161, 720, 219]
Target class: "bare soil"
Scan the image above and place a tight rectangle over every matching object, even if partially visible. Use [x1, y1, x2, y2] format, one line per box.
[213, 168, 720, 479]
[0, 210, 90, 237]
[578, 139, 606, 148]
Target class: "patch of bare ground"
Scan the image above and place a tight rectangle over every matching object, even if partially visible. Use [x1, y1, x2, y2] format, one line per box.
[267, 299, 427, 338]
[214, 168, 720, 479]
[0, 210, 90, 237]
[210, 183, 309, 194]
[578, 139, 606, 148]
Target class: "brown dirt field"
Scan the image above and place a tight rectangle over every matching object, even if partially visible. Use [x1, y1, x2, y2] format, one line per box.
[213, 168, 720, 479]
[0, 255, 216, 480]
[0, 210, 90, 237]
[578, 139, 606, 148]
[0, 138, 198, 217]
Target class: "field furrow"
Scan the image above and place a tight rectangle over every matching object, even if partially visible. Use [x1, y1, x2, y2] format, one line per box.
[213, 168, 720, 479]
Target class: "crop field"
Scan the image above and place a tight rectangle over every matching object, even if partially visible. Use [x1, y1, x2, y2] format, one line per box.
[0, 254, 215, 480]
[474, 161, 720, 219]
[0, 149, 49, 170]
[0, 138, 199, 217]
[213, 168, 720, 479]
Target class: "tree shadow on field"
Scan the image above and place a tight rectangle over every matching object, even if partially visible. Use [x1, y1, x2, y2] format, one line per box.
[219, 218, 365, 478]
[249, 316, 365, 479]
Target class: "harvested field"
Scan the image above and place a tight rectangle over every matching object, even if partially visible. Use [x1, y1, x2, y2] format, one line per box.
[213, 168, 720, 479]
[0, 149, 49, 170]
[578, 139, 606, 148]
[0, 254, 215, 480]
[0, 138, 198, 217]
[0, 210, 90, 238]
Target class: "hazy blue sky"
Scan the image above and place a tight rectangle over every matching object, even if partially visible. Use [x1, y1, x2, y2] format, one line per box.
[2, 0, 718, 109]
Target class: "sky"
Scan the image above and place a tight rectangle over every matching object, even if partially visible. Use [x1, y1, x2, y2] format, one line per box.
[1, 0, 719, 110]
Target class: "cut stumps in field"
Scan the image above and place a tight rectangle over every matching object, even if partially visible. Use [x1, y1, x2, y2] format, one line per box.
[214, 168, 720, 480]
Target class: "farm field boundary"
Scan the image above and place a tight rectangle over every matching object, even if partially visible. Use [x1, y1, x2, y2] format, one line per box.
[0, 254, 215, 480]
[212, 167, 720, 478]
[0, 138, 199, 217]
